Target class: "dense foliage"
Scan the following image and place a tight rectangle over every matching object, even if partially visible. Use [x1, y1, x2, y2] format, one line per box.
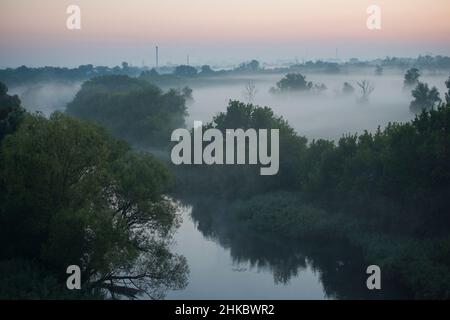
[271, 73, 313, 93]
[66, 75, 187, 148]
[409, 82, 441, 112]
[0, 107, 187, 299]
[173, 100, 307, 198]
[176, 94, 450, 298]
[0, 82, 25, 141]
[404, 68, 421, 89]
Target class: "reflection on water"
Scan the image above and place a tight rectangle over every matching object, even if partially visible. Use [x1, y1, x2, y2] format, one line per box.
[167, 199, 412, 299]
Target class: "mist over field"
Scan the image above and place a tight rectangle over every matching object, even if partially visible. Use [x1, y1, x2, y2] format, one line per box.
[11, 71, 448, 141]
[187, 73, 447, 139]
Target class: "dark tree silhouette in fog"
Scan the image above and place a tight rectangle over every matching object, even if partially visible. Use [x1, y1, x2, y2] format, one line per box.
[357, 80, 374, 103]
[404, 68, 421, 89]
[409, 82, 441, 112]
[342, 82, 355, 95]
[243, 81, 258, 102]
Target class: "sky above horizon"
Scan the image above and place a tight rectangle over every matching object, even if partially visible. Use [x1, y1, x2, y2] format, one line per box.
[1, 0, 450, 67]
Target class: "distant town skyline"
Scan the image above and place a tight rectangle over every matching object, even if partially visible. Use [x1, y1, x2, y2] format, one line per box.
[1, 0, 450, 67]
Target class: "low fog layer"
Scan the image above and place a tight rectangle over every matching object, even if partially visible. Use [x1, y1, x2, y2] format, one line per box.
[9, 82, 82, 116]
[187, 72, 449, 141]
[9, 71, 449, 141]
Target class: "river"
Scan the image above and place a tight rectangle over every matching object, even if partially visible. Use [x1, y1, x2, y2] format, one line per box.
[166, 202, 411, 300]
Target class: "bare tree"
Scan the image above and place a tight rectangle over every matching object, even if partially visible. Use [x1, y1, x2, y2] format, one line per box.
[357, 80, 375, 103]
[243, 80, 258, 103]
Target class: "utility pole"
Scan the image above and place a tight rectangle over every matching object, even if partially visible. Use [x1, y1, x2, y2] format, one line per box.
[155, 46, 159, 69]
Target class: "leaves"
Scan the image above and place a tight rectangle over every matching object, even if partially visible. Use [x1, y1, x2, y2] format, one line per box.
[66, 75, 187, 148]
[0, 112, 187, 298]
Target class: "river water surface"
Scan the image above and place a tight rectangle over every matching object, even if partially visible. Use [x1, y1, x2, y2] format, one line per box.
[167, 206, 325, 299]
[166, 204, 411, 300]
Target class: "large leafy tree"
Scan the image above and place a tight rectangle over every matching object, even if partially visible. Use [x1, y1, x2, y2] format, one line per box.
[0, 112, 187, 299]
[272, 73, 313, 92]
[66, 75, 187, 148]
[409, 82, 441, 112]
[445, 76, 450, 105]
[404, 68, 421, 89]
[174, 100, 307, 198]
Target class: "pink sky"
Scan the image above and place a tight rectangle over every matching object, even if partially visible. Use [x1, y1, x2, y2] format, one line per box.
[1, 0, 450, 67]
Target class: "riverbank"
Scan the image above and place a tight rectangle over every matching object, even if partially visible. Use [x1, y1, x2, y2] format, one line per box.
[169, 195, 413, 299]
[209, 191, 450, 299]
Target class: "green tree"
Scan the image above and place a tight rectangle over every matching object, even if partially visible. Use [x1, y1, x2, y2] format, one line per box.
[66, 75, 187, 148]
[175, 100, 307, 198]
[0, 82, 25, 142]
[409, 82, 441, 112]
[404, 68, 421, 88]
[0, 112, 188, 299]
